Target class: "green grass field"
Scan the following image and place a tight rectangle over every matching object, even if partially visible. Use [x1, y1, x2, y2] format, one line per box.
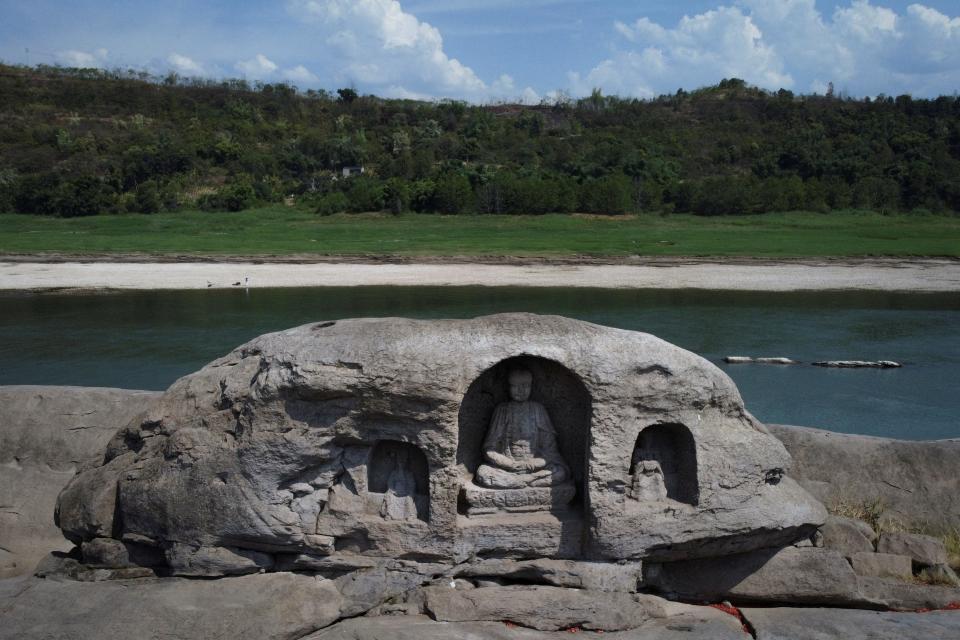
[1, 208, 958, 258]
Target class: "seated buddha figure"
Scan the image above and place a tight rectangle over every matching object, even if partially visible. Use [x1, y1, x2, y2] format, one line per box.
[474, 368, 571, 490]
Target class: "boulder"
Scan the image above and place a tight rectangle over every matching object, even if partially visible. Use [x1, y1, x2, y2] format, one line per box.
[754, 357, 799, 365]
[0, 573, 343, 640]
[768, 424, 960, 533]
[856, 576, 960, 610]
[877, 532, 949, 568]
[81, 537, 165, 568]
[645, 547, 863, 607]
[421, 584, 737, 632]
[743, 607, 960, 640]
[850, 552, 912, 580]
[455, 558, 643, 592]
[164, 543, 275, 577]
[0, 386, 161, 578]
[34, 551, 157, 582]
[811, 360, 901, 368]
[819, 515, 876, 557]
[307, 612, 750, 639]
[333, 563, 450, 617]
[55, 315, 824, 569]
[723, 357, 799, 365]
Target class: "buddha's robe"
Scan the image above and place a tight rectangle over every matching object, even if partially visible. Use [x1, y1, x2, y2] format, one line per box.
[475, 400, 570, 489]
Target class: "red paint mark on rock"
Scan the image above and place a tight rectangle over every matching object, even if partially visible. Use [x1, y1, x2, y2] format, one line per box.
[710, 602, 751, 633]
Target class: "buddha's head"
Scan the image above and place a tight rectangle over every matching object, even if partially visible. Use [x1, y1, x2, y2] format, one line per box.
[508, 368, 533, 402]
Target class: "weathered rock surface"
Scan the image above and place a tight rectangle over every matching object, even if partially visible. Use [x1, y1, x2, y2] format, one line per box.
[81, 537, 165, 568]
[769, 424, 960, 532]
[743, 607, 960, 640]
[850, 552, 912, 580]
[0, 386, 161, 578]
[812, 360, 902, 368]
[55, 314, 823, 570]
[0, 573, 343, 640]
[647, 544, 960, 610]
[723, 357, 799, 365]
[877, 531, 949, 568]
[454, 558, 643, 591]
[422, 584, 741, 632]
[856, 576, 960, 610]
[333, 561, 452, 617]
[308, 612, 750, 639]
[645, 547, 865, 606]
[819, 515, 876, 557]
[0, 573, 758, 640]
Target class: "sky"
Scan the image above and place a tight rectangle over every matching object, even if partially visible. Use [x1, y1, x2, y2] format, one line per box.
[1, 0, 958, 102]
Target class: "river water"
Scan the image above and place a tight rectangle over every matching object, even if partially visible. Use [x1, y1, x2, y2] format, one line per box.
[1, 287, 957, 440]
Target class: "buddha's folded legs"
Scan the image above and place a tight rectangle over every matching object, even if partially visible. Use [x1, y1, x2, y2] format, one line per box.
[476, 463, 569, 489]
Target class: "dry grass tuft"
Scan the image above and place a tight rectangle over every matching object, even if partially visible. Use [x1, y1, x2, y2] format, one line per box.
[827, 496, 960, 572]
[826, 495, 888, 533]
[943, 527, 960, 571]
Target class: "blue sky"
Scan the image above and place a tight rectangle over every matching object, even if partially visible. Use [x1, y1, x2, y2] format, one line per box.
[1, 1, 958, 101]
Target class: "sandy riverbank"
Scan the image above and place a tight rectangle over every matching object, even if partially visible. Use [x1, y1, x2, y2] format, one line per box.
[2, 257, 959, 291]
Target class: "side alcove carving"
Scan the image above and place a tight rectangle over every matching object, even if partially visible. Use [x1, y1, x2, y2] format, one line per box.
[366, 441, 430, 522]
[629, 423, 698, 506]
[456, 355, 591, 516]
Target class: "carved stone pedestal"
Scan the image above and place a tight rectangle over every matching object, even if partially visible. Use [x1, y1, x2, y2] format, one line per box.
[462, 479, 576, 516]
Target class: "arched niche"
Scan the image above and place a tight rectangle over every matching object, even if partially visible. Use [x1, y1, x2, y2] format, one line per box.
[456, 355, 591, 513]
[367, 441, 430, 522]
[630, 423, 698, 506]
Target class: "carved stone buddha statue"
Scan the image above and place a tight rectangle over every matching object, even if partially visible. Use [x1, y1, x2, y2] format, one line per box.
[463, 368, 575, 515]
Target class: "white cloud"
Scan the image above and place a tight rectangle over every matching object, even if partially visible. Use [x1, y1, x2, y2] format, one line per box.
[57, 48, 109, 68]
[408, 0, 581, 11]
[573, 6, 790, 98]
[896, 4, 960, 71]
[571, 1, 960, 98]
[236, 53, 279, 78]
[286, 0, 488, 99]
[281, 64, 320, 84]
[489, 74, 540, 104]
[381, 85, 434, 100]
[167, 53, 205, 76]
[519, 86, 541, 105]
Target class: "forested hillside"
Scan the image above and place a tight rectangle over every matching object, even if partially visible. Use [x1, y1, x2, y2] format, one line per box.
[1, 64, 959, 217]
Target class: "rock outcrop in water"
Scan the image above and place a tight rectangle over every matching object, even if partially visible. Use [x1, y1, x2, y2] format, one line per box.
[55, 313, 824, 575]
[4, 316, 960, 639]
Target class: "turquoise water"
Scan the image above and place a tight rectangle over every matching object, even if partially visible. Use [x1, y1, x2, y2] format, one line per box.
[1, 287, 957, 440]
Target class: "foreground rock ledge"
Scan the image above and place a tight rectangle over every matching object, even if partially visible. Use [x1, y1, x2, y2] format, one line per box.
[56, 313, 824, 573]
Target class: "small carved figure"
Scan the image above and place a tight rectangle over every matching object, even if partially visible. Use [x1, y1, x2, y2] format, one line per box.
[380, 449, 418, 521]
[475, 368, 571, 489]
[628, 447, 668, 502]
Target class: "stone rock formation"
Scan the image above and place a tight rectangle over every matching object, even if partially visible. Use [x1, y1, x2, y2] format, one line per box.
[3, 313, 960, 639]
[0, 386, 161, 578]
[54, 314, 824, 575]
[769, 424, 960, 533]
